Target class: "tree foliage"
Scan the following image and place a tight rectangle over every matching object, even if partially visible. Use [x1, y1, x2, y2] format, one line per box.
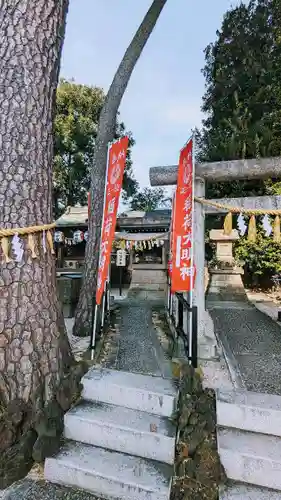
[197, 0, 281, 199]
[129, 187, 171, 211]
[53, 79, 137, 216]
[235, 235, 281, 287]
[198, 0, 281, 286]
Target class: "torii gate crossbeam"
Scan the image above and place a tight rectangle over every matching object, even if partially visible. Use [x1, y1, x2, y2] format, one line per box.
[150, 156, 281, 185]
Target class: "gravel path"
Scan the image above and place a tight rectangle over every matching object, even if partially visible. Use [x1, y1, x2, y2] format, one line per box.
[211, 305, 281, 395]
[110, 298, 173, 378]
[0, 479, 98, 500]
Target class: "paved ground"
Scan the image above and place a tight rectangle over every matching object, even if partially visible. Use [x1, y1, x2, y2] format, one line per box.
[246, 290, 280, 321]
[0, 479, 97, 500]
[210, 304, 281, 395]
[108, 297, 173, 378]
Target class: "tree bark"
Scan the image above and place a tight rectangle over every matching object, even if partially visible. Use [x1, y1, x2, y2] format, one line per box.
[74, 0, 167, 336]
[0, 0, 84, 487]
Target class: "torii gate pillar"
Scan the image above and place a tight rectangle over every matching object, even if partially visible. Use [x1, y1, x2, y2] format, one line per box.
[193, 177, 218, 358]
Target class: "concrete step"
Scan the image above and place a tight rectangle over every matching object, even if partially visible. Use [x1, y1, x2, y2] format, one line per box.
[217, 389, 281, 437]
[82, 367, 178, 417]
[218, 428, 281, 491]
[220, 482, 281, 499]
[64, 401, 176, 465]
[45, 441, 172, 500]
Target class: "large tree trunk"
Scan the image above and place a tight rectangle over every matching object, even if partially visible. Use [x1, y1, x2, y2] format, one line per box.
[0, 0, 85, 487]
[74, 0, 167, 336]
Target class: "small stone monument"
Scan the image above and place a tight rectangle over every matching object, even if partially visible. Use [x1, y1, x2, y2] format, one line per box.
[206, 229, 248, 307]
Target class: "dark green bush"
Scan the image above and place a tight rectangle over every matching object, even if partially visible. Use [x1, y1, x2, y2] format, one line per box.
[235, 236, 281, 288]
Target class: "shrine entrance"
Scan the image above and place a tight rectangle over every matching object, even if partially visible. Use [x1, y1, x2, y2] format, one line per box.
[132, 241, 163, 266]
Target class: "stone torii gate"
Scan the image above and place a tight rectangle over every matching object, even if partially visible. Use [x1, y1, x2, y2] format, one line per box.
[150, 156, 281, 359]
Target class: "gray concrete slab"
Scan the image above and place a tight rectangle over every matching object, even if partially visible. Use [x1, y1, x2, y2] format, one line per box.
[210, 307, 281, 395]
[82, 368, 178, 417]
[217, 389, 281, 437]
[220, 482, 281, 499]
[218, 427, 281, 490]
[45, 441, 172, 500]
[64, 401, 176, 464]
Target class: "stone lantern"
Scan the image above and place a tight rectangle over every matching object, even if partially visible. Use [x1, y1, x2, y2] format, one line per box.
[206, 229, 248, 308]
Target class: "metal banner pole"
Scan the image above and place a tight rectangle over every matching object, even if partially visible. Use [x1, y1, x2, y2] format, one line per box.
[188, 133, 196, 364]
[167, 277, 172, 312]
[107, 276, 110, 311]
[191, 305, 198, 368]
[107, 264, 111, 311]
[169, 190, 176, 316]
[90, 141, 111, 358]
[101, 289, 106, 328]
[90, 304, 98, 360]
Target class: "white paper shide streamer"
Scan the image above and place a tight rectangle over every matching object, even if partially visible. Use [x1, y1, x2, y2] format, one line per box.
[262, 214, 272, 236]
[11, 233, 24, 262]
[42, 230, 47, 254]
[237, 213, 247, 236]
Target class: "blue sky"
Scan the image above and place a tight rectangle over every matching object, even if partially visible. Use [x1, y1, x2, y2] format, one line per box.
[61, 0, 245, 189]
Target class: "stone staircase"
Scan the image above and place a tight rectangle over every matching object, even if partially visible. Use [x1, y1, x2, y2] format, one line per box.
[217, 389, 281, 499]
[45, 368, 178, 500]
[129, 269, 167, 300]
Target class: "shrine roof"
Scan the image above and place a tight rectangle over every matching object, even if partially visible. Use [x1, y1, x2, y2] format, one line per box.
[55, 206, 88, 227]
[56, 206, 171, 228]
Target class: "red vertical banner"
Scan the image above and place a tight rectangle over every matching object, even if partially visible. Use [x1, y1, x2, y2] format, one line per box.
[171, 137, 195, 293]
[96, 137, 129, 305]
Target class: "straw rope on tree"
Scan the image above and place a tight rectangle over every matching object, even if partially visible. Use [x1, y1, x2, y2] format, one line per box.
[0, 222, 55, 237]
[0, 222, 56, 262]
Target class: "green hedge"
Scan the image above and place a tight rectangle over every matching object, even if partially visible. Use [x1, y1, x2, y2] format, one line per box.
[234, 236, 281, 288]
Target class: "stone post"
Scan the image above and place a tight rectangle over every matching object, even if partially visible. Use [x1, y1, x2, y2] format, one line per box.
[193, 178, 205, 318]
[193, 178, 218, 359]
[206, 229, 248, 308]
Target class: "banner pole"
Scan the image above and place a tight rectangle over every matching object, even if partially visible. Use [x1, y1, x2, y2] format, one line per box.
[169, 283, 173, 315]
[188, 133, 196, 363]
[90, 304, 98, 360]
[101, 291, 106, 328]
[91, 141, 111, 354]
[97, 141, 111, 292]
[170, 190, 176, 291]
[107, 260, 111, 311]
